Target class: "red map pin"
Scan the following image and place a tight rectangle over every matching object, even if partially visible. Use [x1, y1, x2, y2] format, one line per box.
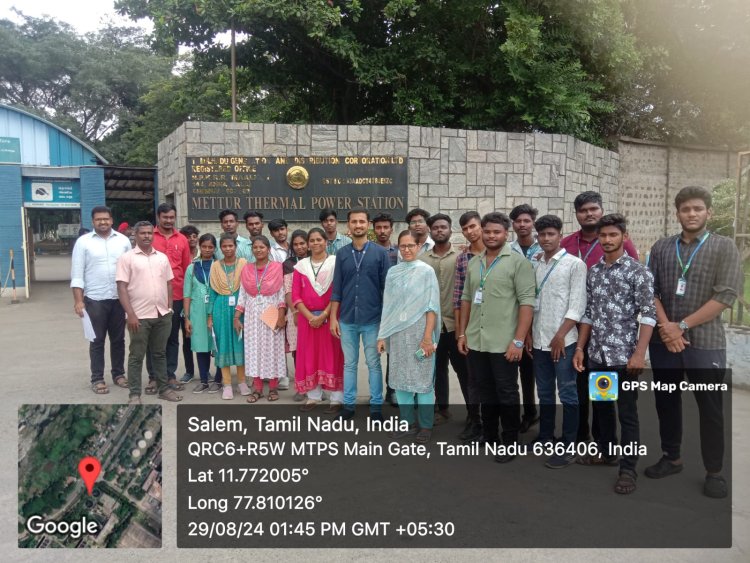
[78, 456, 101, 495]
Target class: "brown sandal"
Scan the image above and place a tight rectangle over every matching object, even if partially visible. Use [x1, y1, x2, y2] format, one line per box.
[267, 389, 279, 402]
[614, 472, 637, 494]
[299, 401, 318, 412]
[91, 381, 109, 395]
[246, 391, 263, 403]
[577, 452, 618, 466]
[114, 376, 129, 388]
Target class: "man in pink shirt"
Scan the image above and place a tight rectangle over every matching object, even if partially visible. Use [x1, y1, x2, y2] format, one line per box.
[148, 203, 191, 391]
[117, 222, 183, 403]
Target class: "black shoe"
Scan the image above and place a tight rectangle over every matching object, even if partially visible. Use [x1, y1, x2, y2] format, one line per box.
[644, 456, 684, 479]
[337, 408, 355, 421]
[458, 420, 474, 441]
[386, 392, 398, 407]
[370, 411, 384, 423]
[519, 415, 540, 434]
[461, 423, 483, 443]
[703, 475, 728, 499]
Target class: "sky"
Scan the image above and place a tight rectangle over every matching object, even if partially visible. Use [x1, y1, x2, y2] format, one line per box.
[0, 0, 150, 34]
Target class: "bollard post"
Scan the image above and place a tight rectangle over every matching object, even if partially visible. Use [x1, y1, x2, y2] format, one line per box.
[10, 249, 19, 304]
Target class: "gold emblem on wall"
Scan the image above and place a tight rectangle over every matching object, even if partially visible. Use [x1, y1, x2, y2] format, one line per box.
[286, 166, 309, 190]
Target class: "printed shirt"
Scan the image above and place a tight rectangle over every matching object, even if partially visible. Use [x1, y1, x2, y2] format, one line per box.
[115, 247, 174, 319]
[453, 248, 478, 311]
[532, 250, 587, 350]
[649, 231, 741, 349]
[561, 230, 639, 269]
[380, 243, 399, 267]
[70, 230, 132, 300]
[461, 246, 536, 353]
[331, 242, 391, 325]
[581, 254, 657, 366]
[326, 233, 353, 256]
[152, 229, 191, 300]
[420, 246, 459, 333]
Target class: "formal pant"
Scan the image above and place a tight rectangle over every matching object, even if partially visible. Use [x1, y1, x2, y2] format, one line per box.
[127, 313, 172, 397]
[649, 342, 727, 473]
[468, 350, 521, 445]
[147, 299, 183, 380]
[84, 297, 126, 384]
[196, 353, 221, 384]
[576, 347, 600, 441]
[182, 313, 195, 376]
[519, 350, 538, 420]
[434, 329, 469, 412]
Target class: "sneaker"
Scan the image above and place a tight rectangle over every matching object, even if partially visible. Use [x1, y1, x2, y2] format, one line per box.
[703, 475, 728, 499]
[545, 453, 576, 469]
[222, 385, 234, 400]
[277, 376, 290, 391]
[293, 392, 306, 402]
[461, 423, 483, 443]
[237, 382, 252, 396]
[192, 382, 209, 394]
[644, 456, 684, 479]
[180, 373, 194, 383]
[207, 382, 221, 393]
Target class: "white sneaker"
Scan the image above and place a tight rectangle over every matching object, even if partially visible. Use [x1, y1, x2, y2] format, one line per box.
[238, 382, 252, 396]
[277, 376, 290, 390]
[222, 385, 234, 400]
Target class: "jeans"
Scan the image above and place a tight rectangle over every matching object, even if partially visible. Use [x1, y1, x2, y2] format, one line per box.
[127, 313, 172, 397]
[468, 350, 521, 445]
[84, 297, 126, 384]
[147, 299, 183, 380]
[649, 342, 727, 473]
[590, 362, 639, 475]
[396, 389, 435, 429]
[434, 329, 469, 412]
[519, 350, 538, 420]
[533, 344, 579, 445]
[339, 322, 383, 411]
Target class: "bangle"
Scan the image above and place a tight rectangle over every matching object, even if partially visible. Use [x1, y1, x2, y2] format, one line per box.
[457, 335, 466, 339]
[575, 347, 583, 352]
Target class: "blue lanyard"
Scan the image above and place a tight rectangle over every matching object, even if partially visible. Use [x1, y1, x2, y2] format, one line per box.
[197, 259, 212, 288]
[535, 251, 566, 297]
[675, 232, 709, 278]
[578, 237, 599, 262]
[352, 242, 369, 273]
[479, 254, 502, 289]
[254, 264, 269, 293]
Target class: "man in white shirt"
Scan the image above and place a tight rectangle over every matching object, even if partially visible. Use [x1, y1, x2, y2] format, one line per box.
[529, 214, 587, 468]
[70, 205, 133, 395]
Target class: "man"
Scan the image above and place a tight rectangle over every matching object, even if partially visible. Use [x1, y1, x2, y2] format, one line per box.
[216, 209, 251, 260]
[421, 213, 468, 425]
[70, 206, 132, 395]
[529, 215, 587, 468]
[330, 208, 391, 421]
[116, 222, 183, 403]
[180, 225, 200, 261]
[573, 214, 656, 495]
[399, 208, 434, 261]
[179, 225, 200, 383]
[244, 210, 264, 237]
[561, 191, 639, 443]
[457, 212, 536, 463]
[645, 186, 741, 499]
[150, 203, 191, 391]
[268, 218, 291, 262]
[320, 208, 352, 255]
[510, 203, 542, 433]
[372, 212, 399, 266]
[452, 210, 485, 441]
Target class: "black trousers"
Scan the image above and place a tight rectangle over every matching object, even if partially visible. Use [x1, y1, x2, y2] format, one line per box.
[576, 348, 600, 442]
[434, 329, 470, 412]
[468, 350, 521, 445]
[85, 297, 126, 384]
[649, 342, 727, 473]
[518, 351, 537, 420]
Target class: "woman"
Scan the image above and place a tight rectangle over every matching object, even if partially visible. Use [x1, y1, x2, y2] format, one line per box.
[292, 228, 344, 413]
[234, 235, 287, 403]
[283, 230, 309, 401]
[207, 233, 248, 400]
[377, 230, 440, 444]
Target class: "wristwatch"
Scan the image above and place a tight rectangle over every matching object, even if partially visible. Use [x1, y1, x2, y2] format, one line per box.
[678, 320, 689, 331]
[513, 339, 524, 349]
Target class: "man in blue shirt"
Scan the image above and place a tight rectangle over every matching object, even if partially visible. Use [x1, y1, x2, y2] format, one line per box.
[330, 208, 391, 420]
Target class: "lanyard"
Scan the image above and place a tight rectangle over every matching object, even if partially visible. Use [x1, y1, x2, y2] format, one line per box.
[675, 232, 709, 278]
[479, 254, 502, 289]
[311, 259, 325, 280]
[254, 264, 269, 293]
[222, 261, 235, 292]
[197, 259, 212, 289]
[352, 242, 369, 273]
[578, 237, 599, 262]
[535, 251, 566, 297]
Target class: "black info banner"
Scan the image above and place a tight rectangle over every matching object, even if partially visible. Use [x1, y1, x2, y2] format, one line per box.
[176, 402, 731, 548]
[186, 155, 408, 221]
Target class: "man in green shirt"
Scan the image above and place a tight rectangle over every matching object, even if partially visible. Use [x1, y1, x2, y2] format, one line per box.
[457, 212, 536, 463]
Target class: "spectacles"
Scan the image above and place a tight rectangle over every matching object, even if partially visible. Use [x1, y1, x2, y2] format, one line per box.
[409, 220, 426, 226]
[399, 244, 418, 250]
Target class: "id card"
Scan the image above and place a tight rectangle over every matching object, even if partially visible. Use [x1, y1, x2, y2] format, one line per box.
[533, 297, 540, 312]
[228, 295, 236, 307]
[473, 289, 483, 304]
[204, 294, 209, 304]
[676, 277, 687, 297]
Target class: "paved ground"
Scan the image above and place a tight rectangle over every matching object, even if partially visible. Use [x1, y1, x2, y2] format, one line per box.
[1, 255, 748, 561]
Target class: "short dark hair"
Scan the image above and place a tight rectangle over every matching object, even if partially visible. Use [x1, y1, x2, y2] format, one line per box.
[675, 186, 712, 210]
[405, 208, 430, 224]
[156, 202, 176, 215]
[91, 205, 112, 218]
[372, 212, 394, 226]
[218, 209, 238, 221]
[510, 204, 538, 222]
[480, 212, 511, 230]
[218, 232, 237, 246]
[198, 233, 217, 247]
[307, 227, 327, 242]
[397, 229, 415, 244]
[427, 213, 452, 227]
[347, 207, 370, 221]
[596, 213, 627, 234]
[133, 220, 153, 233]
[534, 214, 563, 233]
[573, 191, 603, 212]
[289, 229, 307, 243]
[459, 211, 481, 227]
[180, 225, 199, 237]
[243, 211, 264, 221]
[319, 208, 337, 222]
[251, 234, 271, 249]
[268, 218, 288, 232]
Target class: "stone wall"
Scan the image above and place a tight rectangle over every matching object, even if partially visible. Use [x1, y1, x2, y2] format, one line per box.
[158, 123, 619, 238]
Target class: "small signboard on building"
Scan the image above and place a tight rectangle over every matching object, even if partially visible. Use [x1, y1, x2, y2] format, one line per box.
[23, 179, 81, 208]
[0, 137, 21, 163]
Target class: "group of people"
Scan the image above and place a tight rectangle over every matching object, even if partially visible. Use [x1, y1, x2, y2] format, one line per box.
[71, 185, 740, 498]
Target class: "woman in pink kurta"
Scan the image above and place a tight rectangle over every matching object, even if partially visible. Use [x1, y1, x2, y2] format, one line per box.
[292, 228, 344, 413]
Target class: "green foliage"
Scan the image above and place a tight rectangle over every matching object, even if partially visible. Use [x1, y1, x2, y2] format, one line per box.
[708, 179, 742, 237]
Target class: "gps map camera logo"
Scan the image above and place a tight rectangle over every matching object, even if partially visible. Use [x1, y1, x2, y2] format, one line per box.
[589, 372, 618, 401]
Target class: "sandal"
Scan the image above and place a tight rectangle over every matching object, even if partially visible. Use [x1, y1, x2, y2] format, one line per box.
[414, 429, 432, 444]
[324, 403, 342, 415]
[91, 381, 109, 395]
[299, 401, 318, 412]
[158, 389, 183, 402]
[145, 381, 157, 395]
[168, 378, 185, 391]
[614, 472, 637, 495]
[246, 391, 263, 404]
[114, 376, 129, 388]
[577, 452, 618, 466]
[267, 389, 279, 402]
